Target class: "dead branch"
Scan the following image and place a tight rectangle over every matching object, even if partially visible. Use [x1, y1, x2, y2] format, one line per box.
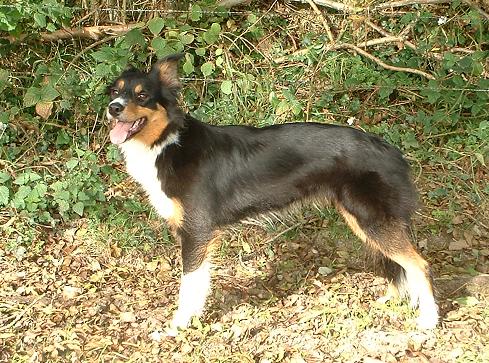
[216, 0, 251, 7]
[373, 0, 451, 10]
[364, 19, 417, 51]
[292, 0, 363, 13]
[274, 43, 436, 80]
[5, 23, 143, 43]
[306, 0, 335, 42]
[356, 36, 406, 47]
[462, 0, 489, 20]
[335, 43, 436, 80]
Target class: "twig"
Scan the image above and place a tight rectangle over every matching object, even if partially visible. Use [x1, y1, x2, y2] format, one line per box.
[216, 0, 251, 7]
[66, 35, 118, 70]
[263, 221, 304, 245]
[356, 36, 406, 48]
[274, 43, 436, 80]
[5, 23, 143, 43]
[292, 0, 363, 13]
[306, 0, 334, 43]
[0, 295, 46, 332]
[364, 19, 417, 51]
[462, 0, 489, 20]
[374, 0, 450, 10]
[336, 43, 436, 80]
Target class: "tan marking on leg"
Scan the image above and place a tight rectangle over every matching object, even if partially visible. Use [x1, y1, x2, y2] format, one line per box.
[337, 206, 367, 243]
[167, 198, 184, 230]
[385, 235, 438, 328]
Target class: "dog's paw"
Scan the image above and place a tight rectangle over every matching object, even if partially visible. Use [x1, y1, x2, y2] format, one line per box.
[164, 310, 191, 337]
[165, 326, 181, 337]
[416, 304, 439, 329]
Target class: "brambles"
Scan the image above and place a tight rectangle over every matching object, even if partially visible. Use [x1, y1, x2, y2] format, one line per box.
[1, 1, 487, 243]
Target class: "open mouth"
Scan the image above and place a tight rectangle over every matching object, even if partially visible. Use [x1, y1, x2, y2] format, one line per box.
[109, 117, 147, 145]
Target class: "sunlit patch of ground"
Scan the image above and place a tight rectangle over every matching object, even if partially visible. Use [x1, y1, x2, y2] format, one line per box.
[1, 216, 488, 362]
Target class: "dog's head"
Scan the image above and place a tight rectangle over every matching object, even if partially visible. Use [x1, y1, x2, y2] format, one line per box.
[106, 53, 184, 146]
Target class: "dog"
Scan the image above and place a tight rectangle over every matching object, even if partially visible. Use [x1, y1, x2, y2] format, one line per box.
[106, 53, 439, 334]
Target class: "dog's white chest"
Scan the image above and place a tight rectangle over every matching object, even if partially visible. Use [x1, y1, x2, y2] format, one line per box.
[119, 140, 175, 219]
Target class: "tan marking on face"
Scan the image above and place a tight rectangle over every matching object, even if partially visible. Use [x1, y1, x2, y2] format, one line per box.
[118, 103, 169, 146]
[134, 84, 143, 93]
[167, 198, 184, 230]
[116, 79, 125, 89]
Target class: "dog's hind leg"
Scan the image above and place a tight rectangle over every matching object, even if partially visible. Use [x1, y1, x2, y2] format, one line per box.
[337, 206, 439, 329]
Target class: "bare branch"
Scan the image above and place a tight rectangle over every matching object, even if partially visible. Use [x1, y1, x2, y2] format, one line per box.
[306, 0, 335, 43]
[364, 19, 417, 51]
[5, 23, 143, 43]
[216, 0, 251, 7]
[291, 0, 363, 13]
[274, 43, 436, 80]
[335, 43, 436, 80]
[374, 0, 450, 10]
[356, 36, 406, 47]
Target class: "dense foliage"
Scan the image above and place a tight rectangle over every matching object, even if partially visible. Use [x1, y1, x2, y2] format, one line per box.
[0, 0, 488, 246]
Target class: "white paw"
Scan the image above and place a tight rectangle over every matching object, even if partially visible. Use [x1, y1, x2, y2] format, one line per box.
[376, 295, 392, 304]
[416, 307, 439, 329]
[165, 326, 181, 337]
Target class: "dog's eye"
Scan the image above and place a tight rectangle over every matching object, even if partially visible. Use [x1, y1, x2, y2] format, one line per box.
[137, 93, 149, 102]
[110, 89, 119, 98]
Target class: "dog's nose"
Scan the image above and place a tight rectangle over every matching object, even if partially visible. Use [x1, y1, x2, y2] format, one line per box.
[108, 102, 124, 117]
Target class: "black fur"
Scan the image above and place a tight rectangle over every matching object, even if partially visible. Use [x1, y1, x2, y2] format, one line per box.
[107, 55, 439, 329]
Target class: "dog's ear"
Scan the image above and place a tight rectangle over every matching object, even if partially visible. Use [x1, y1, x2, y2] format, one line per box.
[151, 53, 184, 92]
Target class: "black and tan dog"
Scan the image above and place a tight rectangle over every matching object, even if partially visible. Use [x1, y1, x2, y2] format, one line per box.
[106, 54, 439, 334]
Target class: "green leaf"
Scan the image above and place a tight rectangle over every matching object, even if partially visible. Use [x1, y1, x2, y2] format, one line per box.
[0, 69, 9, 93]
[190, 4, 202, 22]
[220, 80, 233, 95]
[179, 32, 194, 45]
[46, 23, 56, 32]
[0, 171, 11, 183]
[147, 17, 165, 36]
[0, 8, 22, 32]
[203, 23, 221, 44]
[57, 199, 69, 213]
[73, 202, 84, 216]
[151, 37, 168, 57]
[40, 85, 60, 102]
[0, 186, 9, 206]
[91, 47, 116, 63]
[24, 87, 42, 107]
[12, 185, 31, 209]
[201, 62, 215, 77]
[210, 23, 221, 34]
[66, 159, 79, 170]
[455, 296, 479, 306]
[183, 59, 194, 75]
[195, 48, 206, 57]
[124, 28, 146, 47]
[33, 13, 46, 28]
[33, 183, 47, 198]
[13, 172, 41, 185]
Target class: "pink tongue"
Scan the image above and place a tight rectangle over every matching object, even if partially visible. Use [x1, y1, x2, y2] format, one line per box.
[110, 121, 133, 144]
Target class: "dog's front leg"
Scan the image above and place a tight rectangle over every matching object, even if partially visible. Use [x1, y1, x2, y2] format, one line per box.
[167, 229, 213, 336]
